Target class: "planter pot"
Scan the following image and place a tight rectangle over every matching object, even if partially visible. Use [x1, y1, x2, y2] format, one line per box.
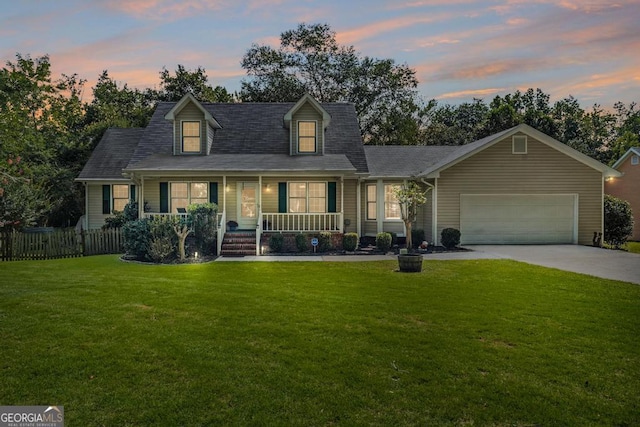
[398, 254, 423, 272]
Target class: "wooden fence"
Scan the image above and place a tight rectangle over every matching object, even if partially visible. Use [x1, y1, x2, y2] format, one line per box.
[0, 228, 124, 261]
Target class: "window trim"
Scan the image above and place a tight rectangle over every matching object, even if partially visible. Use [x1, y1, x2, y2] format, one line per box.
[366, 184, 377, 220]
[169, 181, 208, 213]
[288, 181, 327, 213]
[512, 135, 527, 154]
[181, 120, 202, 154]
[112, 184, 130, 213]
[297, 120, 317, 154]
[384, 184, 401, 220]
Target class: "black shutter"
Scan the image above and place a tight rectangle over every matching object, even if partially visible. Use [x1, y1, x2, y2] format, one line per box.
[209, 182, 218, 205]
[102, 185, 111, 214]
[130, 185, 136, 202]
[328, 182, 337, 213]
[278, 182, 287, 213]
[160, 182, 169, 213]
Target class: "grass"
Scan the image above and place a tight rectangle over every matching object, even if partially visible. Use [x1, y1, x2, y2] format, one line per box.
[0, 256, 639, 426]
[625, 241, 640, 254]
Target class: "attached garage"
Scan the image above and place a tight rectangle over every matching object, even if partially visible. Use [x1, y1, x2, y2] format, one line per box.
[460, 194, 578, 244]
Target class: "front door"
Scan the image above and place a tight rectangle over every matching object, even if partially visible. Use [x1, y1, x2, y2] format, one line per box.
[237, 182, 258, 229]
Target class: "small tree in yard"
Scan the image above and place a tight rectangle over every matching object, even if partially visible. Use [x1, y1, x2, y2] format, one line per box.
[604, 195, 633, 248]
[394, 181, 427, 251]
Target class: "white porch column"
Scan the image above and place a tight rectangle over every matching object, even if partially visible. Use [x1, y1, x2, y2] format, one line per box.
[356, 178, 361, 237]
[340, 177, 344, 233]
[223, 176, 227, 213]
[376, 179, 383, 234]
[432, 178, 438, 246]
[139, 176, 144, 219]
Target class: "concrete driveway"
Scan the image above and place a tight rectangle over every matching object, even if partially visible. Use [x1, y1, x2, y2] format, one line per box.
[465, 245, 640, 285]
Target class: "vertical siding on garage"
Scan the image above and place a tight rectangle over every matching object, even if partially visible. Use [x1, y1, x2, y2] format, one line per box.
[605, 155, 640, 240]
[436, 133, 602, 245]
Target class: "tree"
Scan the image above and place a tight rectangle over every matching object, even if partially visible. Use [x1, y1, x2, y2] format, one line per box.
[158, 65, 236, 102]
[240, 23, 424, 144]
[0, 156, 46, 230]
[394, 181, 427, 250]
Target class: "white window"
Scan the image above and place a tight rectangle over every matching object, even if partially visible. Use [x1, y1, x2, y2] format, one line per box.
[632, 155, 639, 165]
[288, 182, 326, 213]
[112, 184, 130, 212]
[366, 184, 377, 220]
[298, 121, 317, 153]
[171, 182, 207, 213]
[182, 121, 201, 153]
[384, 184, 400, 220]
[512, 135, 527, 154]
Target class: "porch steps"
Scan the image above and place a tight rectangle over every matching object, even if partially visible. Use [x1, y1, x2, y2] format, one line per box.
[220, 231, 256, 257]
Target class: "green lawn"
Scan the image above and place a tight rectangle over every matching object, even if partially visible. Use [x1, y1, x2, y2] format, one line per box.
[625, 241, 640, 254]
[1, 256, 638, 426]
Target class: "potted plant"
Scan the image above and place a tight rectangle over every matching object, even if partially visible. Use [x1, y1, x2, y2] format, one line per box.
[227, 220, 238, 231]
[394, 181, 428, 272]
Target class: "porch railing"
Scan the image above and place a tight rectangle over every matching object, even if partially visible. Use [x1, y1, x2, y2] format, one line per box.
[143, 212, 189, 222]
[262, 213, 343, 233]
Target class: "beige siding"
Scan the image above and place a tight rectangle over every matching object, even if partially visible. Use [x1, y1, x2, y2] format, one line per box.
[436, 133, 603, 245]
[343, 179, 357, 234]
[606, 155, 640, 240]
[360, 179, 407, 236]
[174, 103, 205, 154]
[292, 103, 323, 154]
[86, 182, 134, 229]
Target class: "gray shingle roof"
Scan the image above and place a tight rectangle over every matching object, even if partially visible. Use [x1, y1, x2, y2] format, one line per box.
[125, 101, 368, 174]
[77, 128, 144, 180]
[127, 153, 356, 173]
[364, 145, 461, 178]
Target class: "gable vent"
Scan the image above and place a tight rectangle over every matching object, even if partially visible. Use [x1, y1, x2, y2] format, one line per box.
[512, 135, 527, 154]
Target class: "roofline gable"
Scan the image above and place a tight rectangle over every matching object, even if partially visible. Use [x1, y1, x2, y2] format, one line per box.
[611, 146, 640, 169]
[420, 123, 621, 178]
[284, 93, 331, 129]
[163, 93, 222, 129]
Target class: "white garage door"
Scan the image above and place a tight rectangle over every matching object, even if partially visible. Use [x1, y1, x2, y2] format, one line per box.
[460, 194, 577, 244]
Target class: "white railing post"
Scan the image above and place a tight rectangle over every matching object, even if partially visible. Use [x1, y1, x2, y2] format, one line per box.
[217, 211, 226, 256]
[256, 211, 262, 256]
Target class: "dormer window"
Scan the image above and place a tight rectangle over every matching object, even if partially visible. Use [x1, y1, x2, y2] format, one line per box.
[182, 121, 201, 153]
[298, 121, 317, 153]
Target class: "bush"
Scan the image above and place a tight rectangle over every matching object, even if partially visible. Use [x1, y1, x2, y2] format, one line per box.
[123, 219, 151, 260]
[604, 195, 634, 248]
[441, 228, 461, 249]
[411, 229, 425, 249]
[376, 232, 392, 253]
[318, 231, 333, 252]
[188, 202, 218, 255]
[295, 233, 307, 253]
[343, 233, 358, 252]
[389, 232, 398, 246]
[269, 233, 284, 253]
[103, 200, 140, 229]
[148, 236, 174, 263]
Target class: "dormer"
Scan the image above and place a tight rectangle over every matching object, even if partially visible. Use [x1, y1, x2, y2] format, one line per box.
[164, 93, 222, 156]
[284, 94, 331, 156]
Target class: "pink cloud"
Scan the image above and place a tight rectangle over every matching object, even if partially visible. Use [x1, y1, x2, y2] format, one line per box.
[336, 14, 448, 45]
[106, 0, 228, 21]
[437, 87, 508, 100]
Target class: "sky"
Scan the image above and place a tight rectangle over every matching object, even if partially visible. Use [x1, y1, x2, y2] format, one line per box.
[1, 0, 639, 107]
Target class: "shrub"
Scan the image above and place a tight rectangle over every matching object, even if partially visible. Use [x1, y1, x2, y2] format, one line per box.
[188, 203, 218, 255]
[103, 200, 140, 229]
[604, 195, 634, 248]
[376, 232, 392, 253]
[411, 229, 425, 249]
[389, 232, 398, 246]
[148, 236, 174, 263]
[441, 228, 461, 249]
[269, 233, 284, 253]
[123, 219, 151, 260]
[295, 233, 307, 253]
[343, 233, 358, 252]
[318, 231, 333, 252]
